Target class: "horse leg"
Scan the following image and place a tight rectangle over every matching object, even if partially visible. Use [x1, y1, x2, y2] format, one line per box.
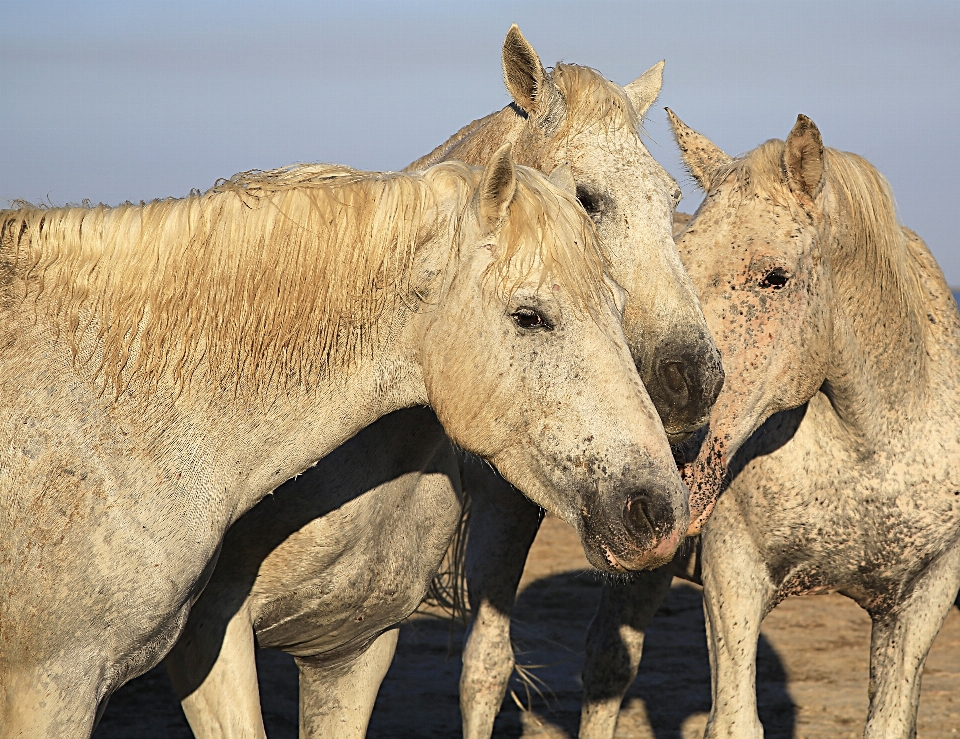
[165, 603, 266, 739]
[700, 522, 773, 739]
[459, 456, 543, 739]
[296, 627, 399, 739]
[863, 541, 960, 739]
[579, 568, 674, 739]
[0, 666, 99, 738]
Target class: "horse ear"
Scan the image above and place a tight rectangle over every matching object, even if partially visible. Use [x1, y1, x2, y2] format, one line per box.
[623, 60, 664, 117]
[502, 24, 564, 126]
[784, 114, 825, 201]
[666, 108, 732, 191]
[548, 163, 576, 197]
[478, 143, 518, 234]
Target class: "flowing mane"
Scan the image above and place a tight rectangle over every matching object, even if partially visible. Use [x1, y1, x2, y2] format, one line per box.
[716, 140, 929, 358]
[409, 63, 640, 172]
[0, 161, 607, 396]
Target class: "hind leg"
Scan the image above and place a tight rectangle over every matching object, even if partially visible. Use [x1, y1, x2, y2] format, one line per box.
[166, 603, 266, 739]
[296, 627, 399, 739]
[700, 518, 774, 739]
[459, 456, 542, 739]
[864, 541, 960, 739]
[579, 568, 674, 739]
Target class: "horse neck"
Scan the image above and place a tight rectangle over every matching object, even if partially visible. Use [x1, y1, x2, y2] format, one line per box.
[820, 177, 935, 443]
[407, 106, 543, 171]
[196, 323, 430, 527]
[7, 188, 448, 524]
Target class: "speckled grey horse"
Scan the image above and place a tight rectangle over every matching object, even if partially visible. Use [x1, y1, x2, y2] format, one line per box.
[163, 26, 721, 739]
[579, 112, 960, 739]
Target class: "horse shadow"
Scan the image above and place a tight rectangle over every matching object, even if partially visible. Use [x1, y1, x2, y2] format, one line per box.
[368, 571, 795, 738]
[95, 572, 796, 738]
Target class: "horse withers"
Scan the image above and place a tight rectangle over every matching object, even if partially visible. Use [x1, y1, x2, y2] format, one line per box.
[579, 113, 960, 739]
[0, 146, 684, 737]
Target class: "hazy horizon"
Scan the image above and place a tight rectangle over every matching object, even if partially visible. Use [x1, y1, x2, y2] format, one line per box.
[3, 1, 958, 280]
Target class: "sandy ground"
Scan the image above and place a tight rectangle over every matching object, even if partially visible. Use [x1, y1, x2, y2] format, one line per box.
[94, 514, 960, 739]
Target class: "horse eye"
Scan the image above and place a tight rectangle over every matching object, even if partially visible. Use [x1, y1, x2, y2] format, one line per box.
[512, 307, 552, 331]
[575, 185, 603, 216]
[760, 268, 789, 290]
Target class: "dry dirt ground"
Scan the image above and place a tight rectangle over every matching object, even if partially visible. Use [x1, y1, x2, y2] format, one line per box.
[95, 514, 960, 739]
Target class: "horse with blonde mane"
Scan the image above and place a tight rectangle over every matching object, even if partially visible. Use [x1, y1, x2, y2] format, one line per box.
[0, 143, 688, 737]
[163, 25, 721, 739]
[578, 113, 960, 739]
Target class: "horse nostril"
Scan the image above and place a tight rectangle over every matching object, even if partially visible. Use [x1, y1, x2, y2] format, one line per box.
[623, 490, 676, 546]
[623, 492, 654, 543]
[658, 359, 690, 409]
[645, 336, 724, 439]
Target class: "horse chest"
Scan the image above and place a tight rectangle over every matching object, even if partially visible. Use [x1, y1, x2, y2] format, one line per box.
[723, 410, 960, 605]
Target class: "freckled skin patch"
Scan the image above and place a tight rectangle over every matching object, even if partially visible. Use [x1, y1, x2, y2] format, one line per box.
[580, 116, 960, 739]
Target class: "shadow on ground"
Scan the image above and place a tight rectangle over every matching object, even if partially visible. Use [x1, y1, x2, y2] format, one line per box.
[369, 575, 793, 739]
[94, 575, 796, 739]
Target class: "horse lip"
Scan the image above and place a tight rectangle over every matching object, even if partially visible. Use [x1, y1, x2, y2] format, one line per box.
[600, 544, 631, 573]
[666, 427, 701, 445]
[599, 531, 681, 573]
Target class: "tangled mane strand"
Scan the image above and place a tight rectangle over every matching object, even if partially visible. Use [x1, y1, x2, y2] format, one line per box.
[2, 164, 439, 396]
[485, 164, 611, 312]
[550, 63, 641, 140]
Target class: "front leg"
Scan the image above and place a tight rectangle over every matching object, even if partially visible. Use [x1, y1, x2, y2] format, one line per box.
[296, 628, 399, 739]
[579, 568, 674, 739]
[459, 455, 543, 739]
[864, 541, 960, 739]
[166, 601, 267, 739]
[701, 519, 774, 739]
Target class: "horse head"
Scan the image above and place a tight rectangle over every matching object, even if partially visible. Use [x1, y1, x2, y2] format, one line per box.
[419, 144, 689, 571]
[668, 111, 834, 533]
[415, 25, 724, 444]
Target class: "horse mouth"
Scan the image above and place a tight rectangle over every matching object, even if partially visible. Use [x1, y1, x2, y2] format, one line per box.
[597, 534, 681, 573]
[600, 544, 631, 573]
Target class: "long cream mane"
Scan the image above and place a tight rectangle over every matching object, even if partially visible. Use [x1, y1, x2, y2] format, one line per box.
[1, 161, 607, 396]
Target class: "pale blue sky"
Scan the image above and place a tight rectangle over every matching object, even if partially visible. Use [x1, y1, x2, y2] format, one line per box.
[2, 1, 958, 280]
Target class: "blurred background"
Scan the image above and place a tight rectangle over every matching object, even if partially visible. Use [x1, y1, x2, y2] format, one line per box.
[2, 1, 958, 280]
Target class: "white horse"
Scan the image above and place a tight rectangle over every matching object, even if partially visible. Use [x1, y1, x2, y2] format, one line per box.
[164, 26, 721, 739]
[0, 145, 686, 737]
[579, 113, 960, 739]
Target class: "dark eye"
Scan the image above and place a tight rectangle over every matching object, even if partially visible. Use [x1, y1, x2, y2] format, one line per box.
[512, 307, 552, 331]
[760, 268, 789, 290]
[576, 185, 603, 216]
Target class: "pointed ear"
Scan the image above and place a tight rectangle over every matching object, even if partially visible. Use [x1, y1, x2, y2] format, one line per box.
[502, 24, 564, 126]
[547, 163, 576, 197]
[784, 114, 825, 201]
[478, 143, 517, 234]
[666, 107, 732, 191]
[623, 60, 664, 117]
